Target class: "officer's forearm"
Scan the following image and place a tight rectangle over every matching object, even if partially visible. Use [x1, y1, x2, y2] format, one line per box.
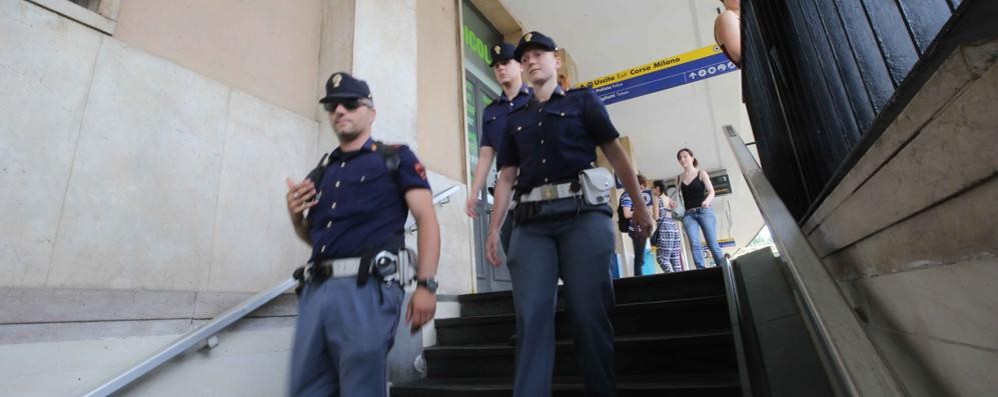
[289, 214, 311, 245]
[405, 189, 440, 279]
[469, 148, 495, 199]
[600, 141, 645, 214]
[489, 166, 517, 232]
[414, 211, 440, 280]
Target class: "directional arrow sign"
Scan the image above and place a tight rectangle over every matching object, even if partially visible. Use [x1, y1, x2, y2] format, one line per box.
[578, 44, 740, 105]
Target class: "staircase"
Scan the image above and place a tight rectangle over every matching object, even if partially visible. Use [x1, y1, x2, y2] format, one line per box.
[392, 268, 743, 396]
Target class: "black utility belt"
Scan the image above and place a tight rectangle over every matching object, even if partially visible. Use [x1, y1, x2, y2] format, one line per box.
[510, 196, 611, 225]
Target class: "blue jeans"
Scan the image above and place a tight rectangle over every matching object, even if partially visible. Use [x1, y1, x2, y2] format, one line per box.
[682, 207, 725, 269]
[629, 232, 646, 276]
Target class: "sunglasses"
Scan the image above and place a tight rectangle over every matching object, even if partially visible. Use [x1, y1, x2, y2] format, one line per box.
[323, 98, 370, 112]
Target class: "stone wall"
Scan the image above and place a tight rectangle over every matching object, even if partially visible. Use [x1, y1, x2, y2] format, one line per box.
[803, 40, 998, 396]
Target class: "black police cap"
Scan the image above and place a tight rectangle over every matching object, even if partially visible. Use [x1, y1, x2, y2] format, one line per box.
[319, 72, 372, 103]
[514, 31, 558, 61]
[489, 42, 517, 67]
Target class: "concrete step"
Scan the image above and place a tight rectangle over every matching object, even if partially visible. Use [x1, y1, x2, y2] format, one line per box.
[436, 294, 730, 346]
[458, 267, 725, 317]
[424, 331, 737, 379]
[391, 374, 742, 396]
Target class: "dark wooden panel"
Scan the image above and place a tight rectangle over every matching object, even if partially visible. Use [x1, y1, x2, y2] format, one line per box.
[740, 0, 970, 220]
[811, 0, 877, 131]
[789, 0, 858, 176]
[832, 0, 897, 112]
[896, 0, 953, 54]
[860, 0, 920, 85]
[741, 1, 812, 217]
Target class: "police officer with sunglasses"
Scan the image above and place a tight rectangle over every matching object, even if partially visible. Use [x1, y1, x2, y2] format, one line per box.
[486, 32, 654, 396]
[284, 72, 440, 396]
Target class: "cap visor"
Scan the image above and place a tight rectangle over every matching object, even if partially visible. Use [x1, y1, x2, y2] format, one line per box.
[514, 43, 556, 62]
[489, 56, 514, 67]
[318, 93, 365, 103]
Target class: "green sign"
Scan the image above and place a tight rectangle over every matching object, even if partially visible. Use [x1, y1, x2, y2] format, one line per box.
[463, 24, 493, 66]
[461, 1, 501, 78]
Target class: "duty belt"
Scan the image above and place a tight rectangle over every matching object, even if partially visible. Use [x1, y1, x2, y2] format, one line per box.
[305, 257, 365, 279]
[294, 250, 413, 295]
[516, 181, 581, 203]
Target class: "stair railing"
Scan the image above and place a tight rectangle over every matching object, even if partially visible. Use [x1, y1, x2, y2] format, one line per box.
[723, 126, 903, 397]
[84, 185, 460, 397]
[720, 257, 754, 397]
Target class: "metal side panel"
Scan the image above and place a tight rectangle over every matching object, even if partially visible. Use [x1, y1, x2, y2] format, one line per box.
[723, 125, 904, 397]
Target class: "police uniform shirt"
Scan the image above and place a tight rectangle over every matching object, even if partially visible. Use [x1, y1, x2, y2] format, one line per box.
[306, 138, 431, 260]
[497, 87, 620, 189]
[480, 84, 531, 170]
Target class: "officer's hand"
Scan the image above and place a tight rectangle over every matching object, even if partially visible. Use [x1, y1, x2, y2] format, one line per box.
[465, 197, 478, 217]
[285, 178, 318, 215]
[485, 229, 502, 267]
[407, 287, 437, 332]
[633, 205, 655, 239]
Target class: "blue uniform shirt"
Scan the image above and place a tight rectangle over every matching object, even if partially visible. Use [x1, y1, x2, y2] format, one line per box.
[480, 84, 531, 170]
[498, 87, 620, 189]
[306, 138, 431, 260]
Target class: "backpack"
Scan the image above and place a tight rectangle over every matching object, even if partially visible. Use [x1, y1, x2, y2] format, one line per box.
[306, 140, 401, 187]
[616, 194, 630, 233]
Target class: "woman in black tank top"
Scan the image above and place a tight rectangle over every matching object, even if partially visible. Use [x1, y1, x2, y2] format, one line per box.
[680, 173, 709, 212]
[676, 148, 726, 269]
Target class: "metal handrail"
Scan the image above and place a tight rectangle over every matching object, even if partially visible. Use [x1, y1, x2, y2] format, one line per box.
[723, 125, 903, 396]
[406, 184, 460, 233]
[720, 257, 753, 397]
[83, 278, 297, 397]
[84, 185, 460, 397]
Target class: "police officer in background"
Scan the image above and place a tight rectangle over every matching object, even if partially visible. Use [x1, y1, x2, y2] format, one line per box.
[486, 32, 654, 396]
[284, 72, 440, 396]
[465, 42, 531, 253]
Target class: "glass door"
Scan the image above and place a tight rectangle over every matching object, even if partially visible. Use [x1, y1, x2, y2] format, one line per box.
[465, 73, 511, 292]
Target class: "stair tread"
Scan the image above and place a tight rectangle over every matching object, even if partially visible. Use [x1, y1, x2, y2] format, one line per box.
[425, 330, 733, 356]
[393, 373, 741, 390]
[438, 294, 727, 327]
[457, 268, 723, 303]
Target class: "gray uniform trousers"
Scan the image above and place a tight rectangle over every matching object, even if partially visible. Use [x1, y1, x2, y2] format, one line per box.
[288, 276, 404, 397]
[506, 198, 617, 396]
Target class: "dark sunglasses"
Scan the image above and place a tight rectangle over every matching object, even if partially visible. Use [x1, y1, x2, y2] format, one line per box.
[323, 98, 369, 112]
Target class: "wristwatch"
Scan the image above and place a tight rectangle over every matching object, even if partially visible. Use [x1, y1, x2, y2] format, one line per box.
[414, 277, 439, 294]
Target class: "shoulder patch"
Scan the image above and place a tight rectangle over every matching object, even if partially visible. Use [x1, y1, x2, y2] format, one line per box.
[414, 162, 427, 181]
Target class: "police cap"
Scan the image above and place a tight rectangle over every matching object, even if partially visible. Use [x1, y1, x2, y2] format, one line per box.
[319, 72, 372, 103]
[489, 42, 518, 67]
[514, 31, 558, 62]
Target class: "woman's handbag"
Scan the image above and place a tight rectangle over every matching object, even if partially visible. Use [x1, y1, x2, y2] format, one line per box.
[670, 176, 686, 221]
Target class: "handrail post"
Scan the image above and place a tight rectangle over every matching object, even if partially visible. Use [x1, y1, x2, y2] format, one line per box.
[722, 125, 904, 397]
